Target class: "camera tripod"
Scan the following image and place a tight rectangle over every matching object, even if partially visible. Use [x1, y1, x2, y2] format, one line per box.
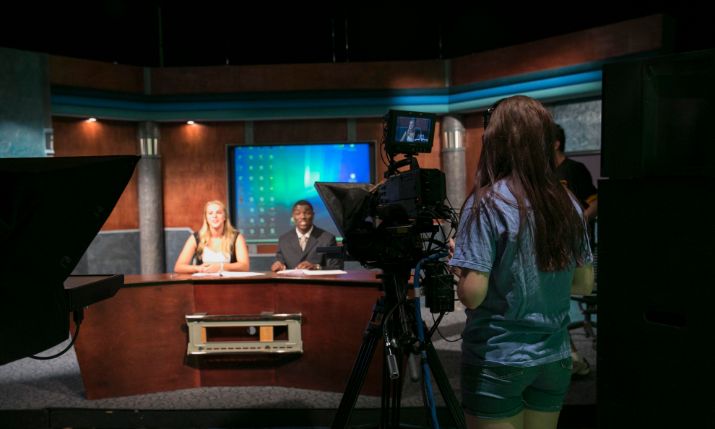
[331, 269, 466, 429]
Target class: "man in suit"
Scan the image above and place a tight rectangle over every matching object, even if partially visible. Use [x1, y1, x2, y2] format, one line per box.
[270, 200, 344, 272]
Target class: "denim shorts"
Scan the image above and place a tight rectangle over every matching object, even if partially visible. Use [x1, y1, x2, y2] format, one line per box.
[461, 358, 572, 419]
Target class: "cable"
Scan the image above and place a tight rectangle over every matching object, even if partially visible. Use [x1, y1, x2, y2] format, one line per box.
[414, 252, 447, 429]
[379, 139, 390, 172]
[30, 309, 84, 360]
[431, 312, 463, 343]
[381, 275, 408, 346]
[427, 312, 445, 338]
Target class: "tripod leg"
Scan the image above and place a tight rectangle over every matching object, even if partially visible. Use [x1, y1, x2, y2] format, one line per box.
[331, 299, 385, 429]
[424, 340, 466, 429]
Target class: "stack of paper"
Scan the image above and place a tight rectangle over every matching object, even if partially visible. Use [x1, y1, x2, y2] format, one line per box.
[276, 269, 347, 276]
[191, 271, 265, 278]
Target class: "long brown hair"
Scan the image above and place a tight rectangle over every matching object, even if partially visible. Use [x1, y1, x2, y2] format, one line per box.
[463, 95, 586, 271]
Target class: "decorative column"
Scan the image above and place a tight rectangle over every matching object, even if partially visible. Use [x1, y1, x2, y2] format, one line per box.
[137, 121, 165, 274]
[441, 116, 467, 211]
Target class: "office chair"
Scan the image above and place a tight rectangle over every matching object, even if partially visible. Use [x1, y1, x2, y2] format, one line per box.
[569, 245, 598, 349]
[569, 293, 597, 347]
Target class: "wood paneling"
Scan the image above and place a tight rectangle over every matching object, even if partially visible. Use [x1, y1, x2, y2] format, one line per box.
[356, 117, 386, 180]
[463, 113, 484, 197]
[451, 15, 664, 86]
[161, 122, 244, 228]
[256, 244, 278, 254]
[151, 60, 446, 95]
[47, 17, 662, 95]
[253, 118, 347, 144]
[273, 282, 382, 395]
[49, 56, 144, 93]
[73, 274, 383, 399]
[73, 283, 199, 399]
[52, 117, 140, 230]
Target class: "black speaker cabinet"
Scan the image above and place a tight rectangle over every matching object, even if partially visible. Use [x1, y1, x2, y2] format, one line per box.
[598, 177, 715, 427]
[601, 49, 715, 179]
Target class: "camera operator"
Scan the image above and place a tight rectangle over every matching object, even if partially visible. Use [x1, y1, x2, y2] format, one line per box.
[270, 200, 343, 272]
[450, 96, 594, 429]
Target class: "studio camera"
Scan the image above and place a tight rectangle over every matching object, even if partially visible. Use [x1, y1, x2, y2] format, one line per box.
[318, 111, 465, 429]
[316, 109, 458, 313]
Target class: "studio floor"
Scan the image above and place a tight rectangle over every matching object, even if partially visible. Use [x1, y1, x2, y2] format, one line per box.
[0, 303, 597, 428]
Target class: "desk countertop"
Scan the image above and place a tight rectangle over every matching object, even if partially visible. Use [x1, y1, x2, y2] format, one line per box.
[123, 270, 382, 287]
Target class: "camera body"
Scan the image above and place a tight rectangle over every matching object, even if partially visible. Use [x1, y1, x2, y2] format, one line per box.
[344, 168, 446, 268]
[339, 110, 457, 312]
[378, 167, 446, 221]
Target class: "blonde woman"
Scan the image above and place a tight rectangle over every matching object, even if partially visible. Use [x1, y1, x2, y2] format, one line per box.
[174, 200, 249, 273]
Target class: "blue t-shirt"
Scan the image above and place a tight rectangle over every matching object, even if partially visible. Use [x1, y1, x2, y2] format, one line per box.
[450, 181, 592, 367]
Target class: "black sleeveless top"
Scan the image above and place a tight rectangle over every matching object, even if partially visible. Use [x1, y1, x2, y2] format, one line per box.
[193, 231, 239, 265]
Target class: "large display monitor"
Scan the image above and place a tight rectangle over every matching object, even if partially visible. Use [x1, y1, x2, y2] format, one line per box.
[228, 142, 374, 243]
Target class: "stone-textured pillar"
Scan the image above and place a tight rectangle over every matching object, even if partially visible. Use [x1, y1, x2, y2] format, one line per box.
[0, 48, 49, 157]
[441, 116, 467, 210]
[137, 121, 165, 274]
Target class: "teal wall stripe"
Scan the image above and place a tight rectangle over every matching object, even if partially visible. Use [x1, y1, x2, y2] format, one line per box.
[51, 68, 603, 121]
[448, 71, 602, 103]
[449, 82, 603, 112]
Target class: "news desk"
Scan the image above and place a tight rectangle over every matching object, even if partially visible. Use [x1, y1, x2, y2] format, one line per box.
[73, 271, 384, 399]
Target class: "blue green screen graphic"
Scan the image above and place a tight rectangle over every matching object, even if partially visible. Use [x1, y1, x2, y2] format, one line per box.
[229, 142, 374, 242]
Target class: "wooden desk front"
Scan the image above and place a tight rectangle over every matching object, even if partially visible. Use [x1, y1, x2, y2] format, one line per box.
[73, 272, 384, 399]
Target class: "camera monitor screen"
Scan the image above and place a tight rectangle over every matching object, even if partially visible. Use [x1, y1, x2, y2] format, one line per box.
[228, 142, 374, 243]
[385, 110, 437, 155]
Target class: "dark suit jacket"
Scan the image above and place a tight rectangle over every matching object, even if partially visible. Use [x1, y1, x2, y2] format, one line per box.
[275, 226, 343, 270]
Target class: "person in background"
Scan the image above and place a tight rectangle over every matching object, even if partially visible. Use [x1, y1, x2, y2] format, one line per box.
[554, 124, 598, 223]
[554, 123, 598, 377]
[174, 200, 249, 273]
[270, 200, 343, 272]
[450, 96, 594, 429]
